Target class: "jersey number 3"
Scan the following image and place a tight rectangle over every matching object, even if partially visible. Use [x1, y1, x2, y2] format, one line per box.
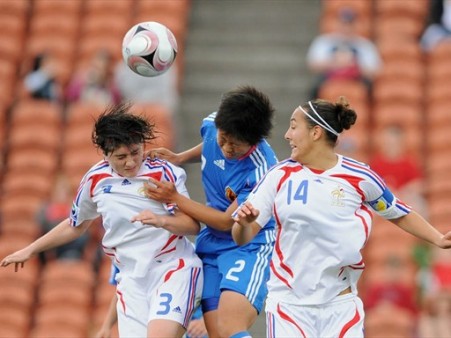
[287, 179, 308, 205]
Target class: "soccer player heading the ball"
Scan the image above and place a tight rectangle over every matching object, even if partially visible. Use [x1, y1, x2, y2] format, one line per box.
[145, 86, 278, 337]
[1, 103, 203, 338]
[232, 97, 451, 337]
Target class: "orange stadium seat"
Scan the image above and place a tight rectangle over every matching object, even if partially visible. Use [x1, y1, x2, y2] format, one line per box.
[0, 195, 44, 222]
[0, 303, 31, 333]
[40, 260, 96, 290]
[0, 0, 29, 15]
[33, 0, 83, 15]
[10, 99, 63, 128]
[318, 79, 369, 106]
[7, 124, 62, 153]
[365, 303, 416, 338]
[374, 15, 426, 41]
[38, 283, 93, 309]
[372, 102, 423, 129]
[0, 219, 41, 241]
[7, 148, 59, 175]
[377, 38, 424, 62]
[0, 35, 23, 64]
[33, 306, 90, 337]
[2, 171, 53, 200]
[80, 14, 131, 40]
[427, 40, 451, 64]
[0, 15, 27, 41]
[84, 0, 134, 15]
[77, 36, 123, 67]
[372, 78, 423, 106]
[65, 102, 104, 129]
[375, 0, 429, 20]
[375, 59, 425, 87]
[30, 14, 80, 40]
[132, 103, 176, 150]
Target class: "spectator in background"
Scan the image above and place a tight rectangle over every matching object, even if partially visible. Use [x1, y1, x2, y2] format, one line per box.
[306, 7, 382, 99]
[66, 50, 121, 106]
[364, 255, 419, 316]
[36, 174, 89, 263]
[369, 124, 428, 217]
[23, 52, 61, 102]
[421, 0, 451, 52]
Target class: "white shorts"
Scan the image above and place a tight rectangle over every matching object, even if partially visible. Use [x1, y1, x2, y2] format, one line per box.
[115, 258, 203, 337]
[265, 293, 364, 338]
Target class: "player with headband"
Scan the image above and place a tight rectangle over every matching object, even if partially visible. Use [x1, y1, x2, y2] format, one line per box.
[232, 97, 451, 337]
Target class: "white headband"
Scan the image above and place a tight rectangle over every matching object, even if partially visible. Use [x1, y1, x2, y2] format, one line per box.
[298, 101, 340, 136]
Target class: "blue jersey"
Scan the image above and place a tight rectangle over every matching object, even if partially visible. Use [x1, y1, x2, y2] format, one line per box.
[196, 112, 278, 254]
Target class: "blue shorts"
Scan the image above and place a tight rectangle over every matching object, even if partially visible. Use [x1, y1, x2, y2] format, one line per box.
[198, 239, 273, 314]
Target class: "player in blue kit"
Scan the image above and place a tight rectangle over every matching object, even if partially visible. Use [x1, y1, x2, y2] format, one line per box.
[145, 86, 278, 338]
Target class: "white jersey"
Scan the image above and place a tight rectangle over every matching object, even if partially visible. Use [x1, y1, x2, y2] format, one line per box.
[70, 158, 199, 278]
[244, 155, 411, 305]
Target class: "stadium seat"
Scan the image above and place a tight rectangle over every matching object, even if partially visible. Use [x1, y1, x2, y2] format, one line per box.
[84, 0, 134, 15]
[77, 35, 123, 66]
[6, 148, 59, 176]
[320, 0, 372, 22]
[40, 260, 96, 290]
[0, 35, 23, 64]
[375, 59, 425, 87]
[33, 0, 83, 15]
[38, 283, 93, 309]
[375, 0, 429, 20]
[374, 16, 425, 40]
[65, 102, 104, 129]
[318, 79, 369, 107]
[32, 306, 89, 337]
[427, 40, 451, 64]
[0, 15, 26, 42]
[373, 78, 423, 106]
[10, 99, 63, 128]
[2, 171, 53, 200]
[0, 219, 41, 241]
[132, 103, 176, 150]
[0, 0, 30, 17]
[0, 195, 44, 222]
[30, 14, 79, 39]
[7, 124, 62, 153]
[365, 303, 416, 338]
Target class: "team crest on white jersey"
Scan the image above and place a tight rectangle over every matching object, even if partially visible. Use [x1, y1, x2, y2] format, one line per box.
[331, 185, 345, 206]
[214, 159, 225, 170]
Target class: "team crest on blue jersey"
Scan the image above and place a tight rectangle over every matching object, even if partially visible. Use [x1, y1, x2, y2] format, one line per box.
[102, 185, 113, 193]
[331, 186, 345, 207]
[225, 186, 237, 202]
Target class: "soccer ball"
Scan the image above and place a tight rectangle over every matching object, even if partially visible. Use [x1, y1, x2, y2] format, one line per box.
[122, 21, 177, 77]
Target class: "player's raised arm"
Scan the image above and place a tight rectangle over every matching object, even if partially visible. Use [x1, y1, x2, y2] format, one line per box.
[0, 218, 92, 271]
[131, 209, 201, 236]
[232, 201, 262, 245]
[390, 211, 451, 249]
[148, 143, 203, 166]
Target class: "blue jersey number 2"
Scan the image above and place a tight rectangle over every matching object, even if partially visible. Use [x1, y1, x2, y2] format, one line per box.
[287, 179, 308, 205]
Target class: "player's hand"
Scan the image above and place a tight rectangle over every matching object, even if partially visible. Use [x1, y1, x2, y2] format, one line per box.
[186, 318, 208, 338]
[146, 148, 181, 165]
[0, 247, 33, 271]
[438, 231, 451, 249]
[232, 201, 259, 226]
[130, 210, 165, 229]
[144, 178, 177, 204]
